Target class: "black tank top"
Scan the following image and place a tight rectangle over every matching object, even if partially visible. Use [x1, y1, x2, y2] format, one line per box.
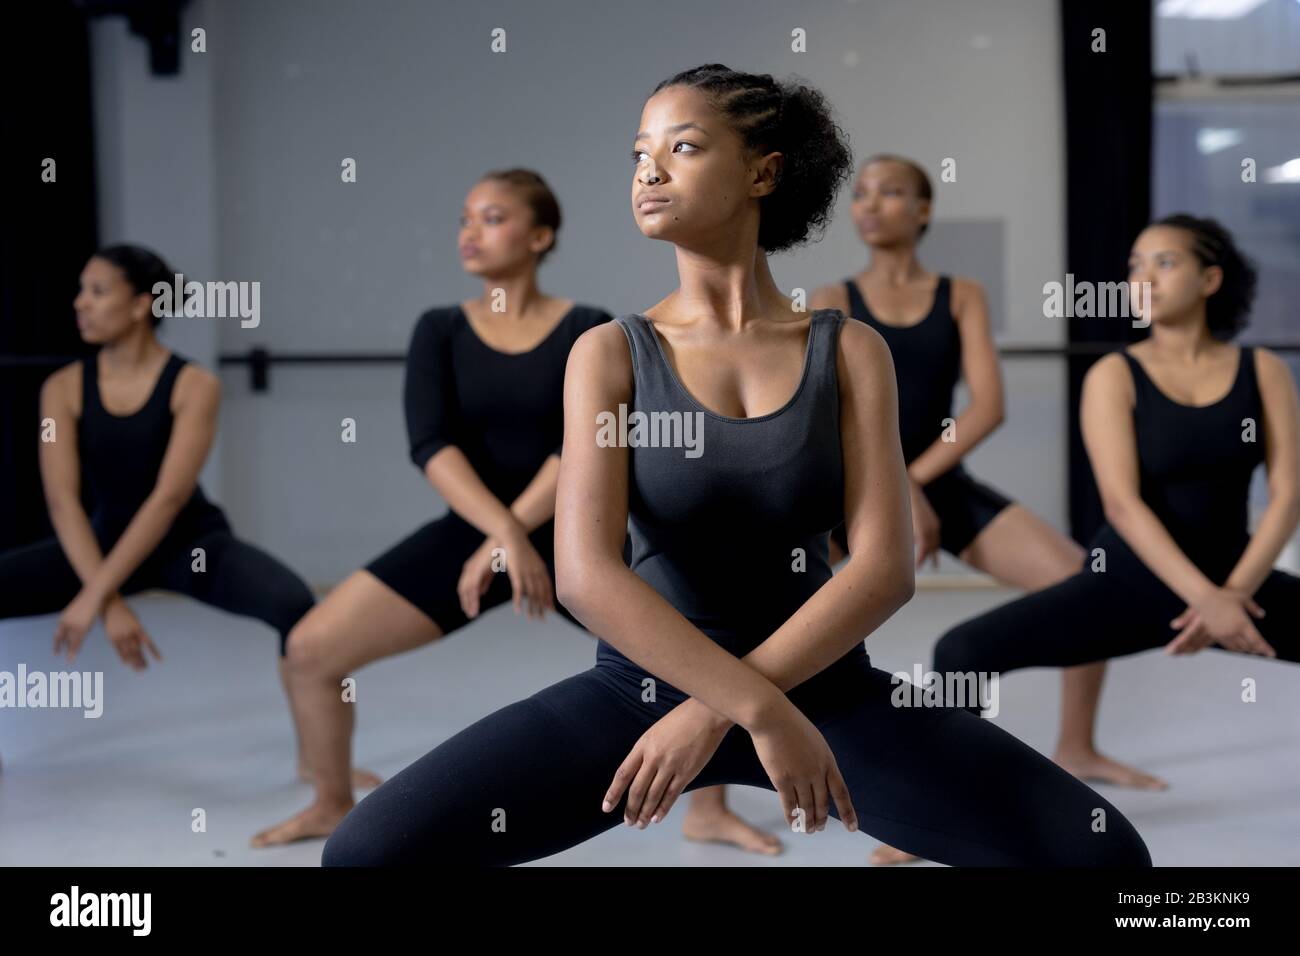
[1107, 347, 1263, 580]
[79, 352, 228, 550]
[598, 309, 865, 676]
[844, 276, 960, 464]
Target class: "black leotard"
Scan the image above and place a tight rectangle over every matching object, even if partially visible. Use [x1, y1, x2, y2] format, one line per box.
[365, 303, 613, 630]
[848, 276, 960, 463]
[322, 309, 1151, 867]
[1121, 348, 1261, 578]
[80, 353, 227, 550]
[936, 346, 1300, 681]
[596, 310, 856, 675]
[402, 304, 613, 500]
[832, 276, 1012, 556]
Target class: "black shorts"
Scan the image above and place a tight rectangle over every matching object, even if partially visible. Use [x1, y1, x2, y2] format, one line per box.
[364, 511, 592, 634]
[832, 465, 1013, 558]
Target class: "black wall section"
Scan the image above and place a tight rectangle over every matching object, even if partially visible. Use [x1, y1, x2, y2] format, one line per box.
[0, 3, 100, 550]
[1060, 0, 1153, 544]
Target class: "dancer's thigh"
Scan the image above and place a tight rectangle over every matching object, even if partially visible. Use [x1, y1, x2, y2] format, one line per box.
[0, 537, 84, 619]
[322, 664, 663, 866]
[1243, 568, 1300, 663]
[0, 536, 160, 621]
[935, 567, 1176, 676]
[808, 662, 1151, 866]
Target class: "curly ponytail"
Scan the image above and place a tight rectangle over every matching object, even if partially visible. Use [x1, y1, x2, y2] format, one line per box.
[1154, 214, 1257, 340]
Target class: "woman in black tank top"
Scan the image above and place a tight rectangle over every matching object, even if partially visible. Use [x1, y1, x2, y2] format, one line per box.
[813, 155, 1165, 866]
[935, 215, 1300, 821]
[322, 65, 1150, 868]
[0, 245, 316, 753]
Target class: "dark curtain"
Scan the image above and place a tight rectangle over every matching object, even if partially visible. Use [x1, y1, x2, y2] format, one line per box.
[1060, 0, 1153, 544]
[0, 2, 99, 550]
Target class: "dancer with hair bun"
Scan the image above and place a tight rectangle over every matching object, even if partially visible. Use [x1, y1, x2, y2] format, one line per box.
[253, 169, 613, 847]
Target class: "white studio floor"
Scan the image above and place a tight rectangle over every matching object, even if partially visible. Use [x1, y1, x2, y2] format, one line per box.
[2, 581, 1297, 867]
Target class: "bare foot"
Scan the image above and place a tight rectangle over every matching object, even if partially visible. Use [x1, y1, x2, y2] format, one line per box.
[1053, 749, 1169, 790]
[869, 844, 921, 866]
[351, 768, 382, 789]
[682, 805, 784, 855]
[297, 763, 383, 790]
[250, 800, 353, 848]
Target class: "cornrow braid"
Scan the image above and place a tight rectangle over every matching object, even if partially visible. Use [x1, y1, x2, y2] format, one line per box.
[650, 64, 852, 254]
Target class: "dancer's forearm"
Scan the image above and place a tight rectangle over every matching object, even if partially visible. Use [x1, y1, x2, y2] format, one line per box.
[1226, 494, 1300, 596]
[559, 560, 785, 732]
[424, 446, 521, 540]
[84, 492, 188, 604]
[47, 501, 115, 596]
[500, 455, 562, 536]
[736, 558, 912, 694]
[1106, 498, 1217, 605]
[908, 402, 1002, 486]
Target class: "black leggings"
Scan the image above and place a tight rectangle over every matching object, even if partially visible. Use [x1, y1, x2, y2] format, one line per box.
[0, 527, 315, 654]
[322, 655, 1152, 867]
[935, 537, 1300, 681]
